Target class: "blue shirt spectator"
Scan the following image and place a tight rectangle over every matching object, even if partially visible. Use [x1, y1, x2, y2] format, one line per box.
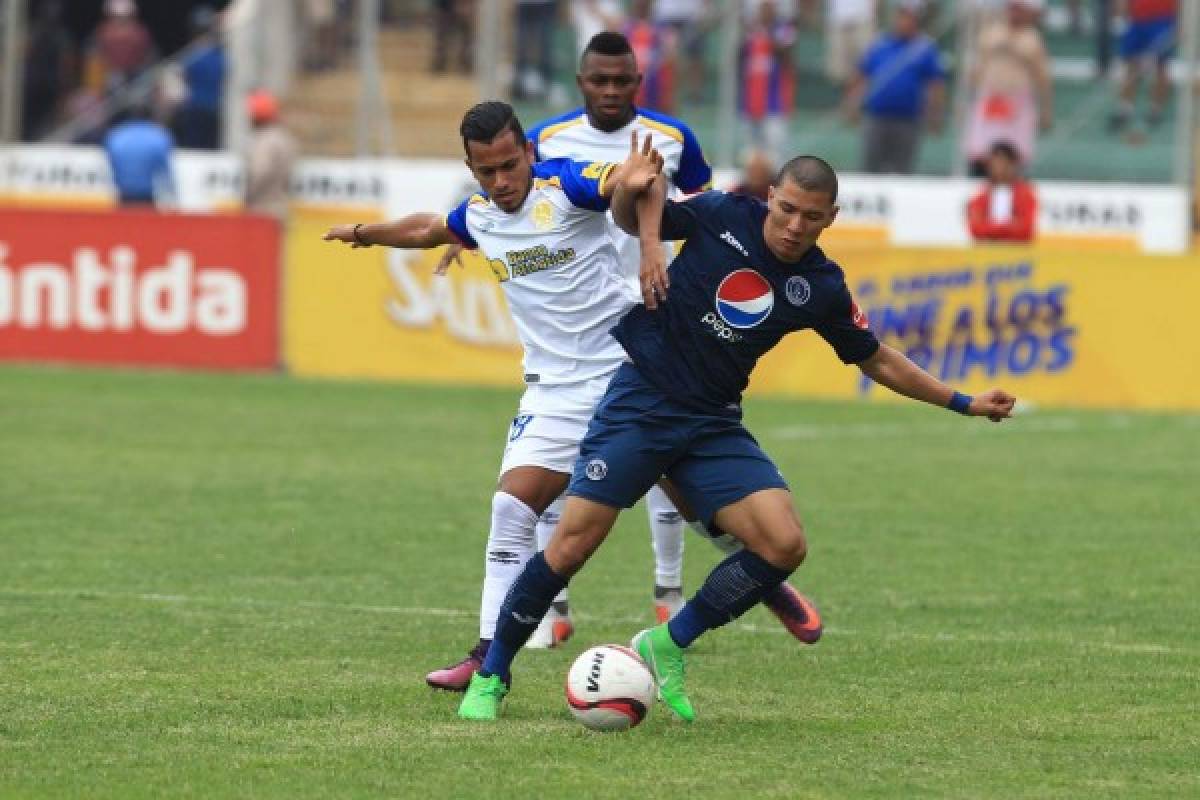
[183, 43, 225, 113]
[104, 117, 174, 205]
[859, 30, 946, 118]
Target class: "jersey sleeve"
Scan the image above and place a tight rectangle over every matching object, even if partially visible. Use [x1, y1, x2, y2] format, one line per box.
[444, 196, 480, 249]
[813, 283, 880, 364]
[659, 191, 726, 240]
[673, 125, 713, 194]
[556, 159, 615, 211]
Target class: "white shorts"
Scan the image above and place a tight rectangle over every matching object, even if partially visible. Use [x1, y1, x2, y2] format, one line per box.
[498, 372, 616, 476]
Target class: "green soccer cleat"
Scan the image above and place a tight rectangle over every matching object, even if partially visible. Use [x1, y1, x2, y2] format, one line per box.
[457, 672, 509, 721]
[632, 625, 695, 722]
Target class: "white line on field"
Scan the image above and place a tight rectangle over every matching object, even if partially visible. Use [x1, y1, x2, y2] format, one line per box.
[1, 586, 1191, 657]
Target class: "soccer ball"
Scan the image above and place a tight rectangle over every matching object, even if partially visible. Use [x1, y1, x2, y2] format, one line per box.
[565, 644, 656, 732]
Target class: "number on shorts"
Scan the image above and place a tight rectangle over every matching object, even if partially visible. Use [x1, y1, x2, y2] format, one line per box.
[508, 414, 534, 442]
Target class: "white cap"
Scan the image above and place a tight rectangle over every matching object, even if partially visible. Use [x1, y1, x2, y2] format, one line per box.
[105, 0, 136, 16]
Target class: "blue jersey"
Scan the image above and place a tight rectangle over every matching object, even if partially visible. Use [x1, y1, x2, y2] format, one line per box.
[612, 191, 880, 411]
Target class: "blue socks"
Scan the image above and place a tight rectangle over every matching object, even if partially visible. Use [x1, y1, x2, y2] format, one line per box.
[668, 549, 793, 648]
[480, 552, 568, 680]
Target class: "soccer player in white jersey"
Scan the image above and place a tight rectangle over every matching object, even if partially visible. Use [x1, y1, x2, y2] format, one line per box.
[324, 102, 669, 692]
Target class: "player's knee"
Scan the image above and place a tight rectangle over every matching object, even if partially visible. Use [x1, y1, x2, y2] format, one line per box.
[769, 521, 807, 570]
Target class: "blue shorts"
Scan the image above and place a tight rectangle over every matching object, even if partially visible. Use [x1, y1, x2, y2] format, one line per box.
[567, 362, 788, 527]
[1120, 18, 1176, 62]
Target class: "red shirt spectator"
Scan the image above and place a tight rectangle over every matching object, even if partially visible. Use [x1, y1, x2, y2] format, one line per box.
[967, 141, 1037, 243]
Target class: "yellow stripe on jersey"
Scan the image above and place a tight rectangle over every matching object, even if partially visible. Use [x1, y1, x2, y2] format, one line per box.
[533, 175, 563, 191]
[636, 115, 684, 144]
[537, 114, 587, 143]
[595, 163, 618, 196]
[468, 193, 488, 206]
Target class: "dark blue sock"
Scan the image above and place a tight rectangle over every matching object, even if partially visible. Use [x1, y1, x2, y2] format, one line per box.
[480, 552, 568, 680]
[667, 549, 793, 648]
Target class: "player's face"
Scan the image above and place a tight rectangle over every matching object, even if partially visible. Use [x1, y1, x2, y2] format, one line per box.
[465, 131, 535, 212]
[763, 178, 839, 263]
[577, 53, 641, 131]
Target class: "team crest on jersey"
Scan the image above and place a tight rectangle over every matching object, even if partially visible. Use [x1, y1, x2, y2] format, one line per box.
[531, 198, 555, 231]
[715, 269, 774, 329]
[785, 276, 811, 307]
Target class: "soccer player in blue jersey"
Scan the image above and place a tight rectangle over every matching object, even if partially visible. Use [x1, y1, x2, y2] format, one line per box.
[428, 34, 823, 689]
[458, 141, 1017, 721]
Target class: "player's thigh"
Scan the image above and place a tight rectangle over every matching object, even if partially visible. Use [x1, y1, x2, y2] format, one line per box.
[498, 393, 592, 511]
[710, 488, 807, 570]
[565, 372, 684, 516]
[665, 420, 795, 554]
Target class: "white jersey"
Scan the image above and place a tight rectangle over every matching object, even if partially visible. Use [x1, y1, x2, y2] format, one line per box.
[445, 158, 632, 388]
[528, 107, 712, 297]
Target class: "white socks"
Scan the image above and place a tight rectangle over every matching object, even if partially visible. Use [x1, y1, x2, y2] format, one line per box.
[479, 491, 539, 639]
[646, 484, 685, 589]
[536, 494, 569, 605]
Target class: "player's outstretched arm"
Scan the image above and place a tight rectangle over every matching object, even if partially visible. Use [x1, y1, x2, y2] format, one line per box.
[323, 213, 456, 250]
[858, 343, 1016, 422]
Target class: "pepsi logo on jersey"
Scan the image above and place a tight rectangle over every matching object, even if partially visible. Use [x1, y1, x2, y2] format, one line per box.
[715, 269, 774, 329]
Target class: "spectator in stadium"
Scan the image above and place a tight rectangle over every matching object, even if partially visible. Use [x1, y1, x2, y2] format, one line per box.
[963, 0, 1053, 176]
[739, 0, 797, 163]
[966, 140, 1038, 243]
[88, 0, 155, 91]
[430, 0, 475, 74]
[103, 103, 175, 207]
[513, 0, 560, 101]
[728, 148, 775, 201]
[625, 0, 677, 113]
[844, 0, 947, 175]
[172, 7, 226, 150]
[825, 0, 877, 91]
[21, 0, 76, 141]
[244, 90, 299, 222]
[570, 0, 624, 58]
[1109, 0, 1177, 137]
[655, 0, 710, 104]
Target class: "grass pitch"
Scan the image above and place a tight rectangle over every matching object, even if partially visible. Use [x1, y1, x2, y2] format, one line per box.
[1, 365, 1197, 799]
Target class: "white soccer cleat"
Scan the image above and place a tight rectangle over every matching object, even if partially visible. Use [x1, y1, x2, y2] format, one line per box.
[526, 607, 575, 649]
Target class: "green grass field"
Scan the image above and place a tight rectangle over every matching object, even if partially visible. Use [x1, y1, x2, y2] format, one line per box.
[2, 364, 1197, 799]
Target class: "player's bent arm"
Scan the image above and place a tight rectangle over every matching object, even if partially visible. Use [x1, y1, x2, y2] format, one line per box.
[858, 343, 1017, 422]
[323, 213, 456, 250]
[612, 173, 666, 238]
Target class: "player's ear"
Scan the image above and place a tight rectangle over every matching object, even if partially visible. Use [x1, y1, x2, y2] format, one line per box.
[524, 139, 535, 162]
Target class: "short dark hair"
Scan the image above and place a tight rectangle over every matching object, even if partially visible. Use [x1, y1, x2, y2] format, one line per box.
[775, 155, 838, 202]
[581, 31, 635, 68]
[459, 101, 525, 155]
[989, 140, 1021, 163]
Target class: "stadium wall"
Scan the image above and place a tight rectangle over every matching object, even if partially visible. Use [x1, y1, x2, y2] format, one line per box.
[3, 147, 1197, 409]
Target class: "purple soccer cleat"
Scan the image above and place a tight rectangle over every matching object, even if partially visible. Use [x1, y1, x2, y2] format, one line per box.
[762, 583, 823, 644]
[426, 643, 487, 692]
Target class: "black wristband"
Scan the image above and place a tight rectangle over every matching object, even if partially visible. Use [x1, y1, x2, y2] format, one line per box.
[352, 223, 367, 246]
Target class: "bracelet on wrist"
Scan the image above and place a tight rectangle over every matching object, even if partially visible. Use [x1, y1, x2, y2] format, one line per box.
[947, 391, 973, 415]
[352, 223, 367, 246]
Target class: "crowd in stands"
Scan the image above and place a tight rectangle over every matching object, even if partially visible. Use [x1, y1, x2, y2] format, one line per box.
[424, 0, 1182, 184]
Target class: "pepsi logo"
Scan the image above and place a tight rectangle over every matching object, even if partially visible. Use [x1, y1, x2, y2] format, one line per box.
[715, 269, 774, 329]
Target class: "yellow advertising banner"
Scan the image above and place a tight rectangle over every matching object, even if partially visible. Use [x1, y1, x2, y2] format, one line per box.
[286, 213, 1200, 411]
[285, 209, 523, 386]
[753, 233, 1200, 410]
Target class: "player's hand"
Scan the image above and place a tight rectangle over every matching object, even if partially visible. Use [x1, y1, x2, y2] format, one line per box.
[434, 242, 465, 275]
[618, 131, 664, 194]
[969, 389, 1017, 422]
[639, 242, 669, 310]
[323, 224, 368, 248]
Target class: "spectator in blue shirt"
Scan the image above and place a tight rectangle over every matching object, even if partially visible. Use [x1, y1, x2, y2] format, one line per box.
[842, 0, 946, 174]
[172, 7, 226, 150]
[103, 105, 175, 207]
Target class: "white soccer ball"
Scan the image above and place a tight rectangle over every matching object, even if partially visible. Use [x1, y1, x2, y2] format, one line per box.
[565, 644, 656, 732]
